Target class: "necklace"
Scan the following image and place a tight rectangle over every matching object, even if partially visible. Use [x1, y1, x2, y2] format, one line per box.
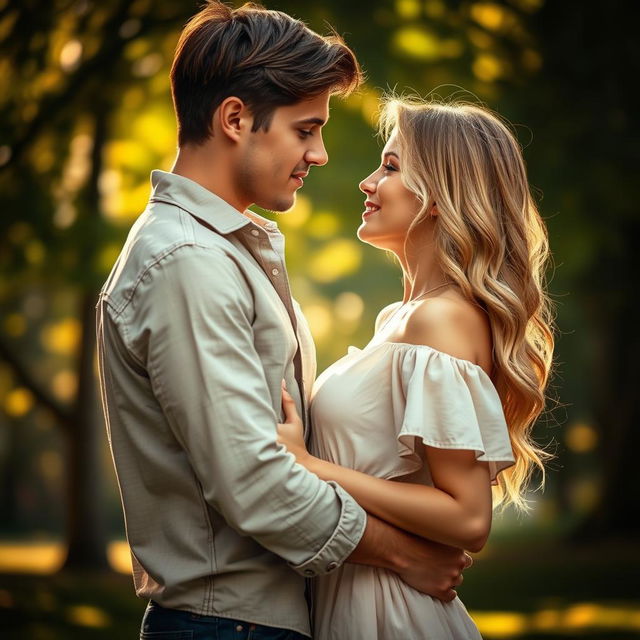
[407, 281, 452, 303]
[377, 281, 453, 335]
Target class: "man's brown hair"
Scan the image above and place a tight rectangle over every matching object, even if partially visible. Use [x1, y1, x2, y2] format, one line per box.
[170, 1, 362, 145]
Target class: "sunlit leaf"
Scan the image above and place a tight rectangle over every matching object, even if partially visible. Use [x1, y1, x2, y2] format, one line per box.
[395, 0, 421, 20]
[302, 303, 333, 342]
[565, 421, 598, 453]
[59, 39, 83, 73]
[470, 3, 506, 31]
[472, 53, 504, 81]
[306, 211, 342, 239]
[96, 243, 124, 275]
[66, 604, 111, 628]
[0, 543, 63, 574]
[4, 387, 35, 418]
[131, 107, 175, 155]
[393, 26, 441, 61]
[471, 611, 528, 636]
[107, 540, 133, 575]
[308, 238, 362, 283]
[334, 291, 364, 323]
[51, 369, 77, 402]
[279, 194, 312, 229]
[132, 53, 164, 78]
[40, 317, 81, 356]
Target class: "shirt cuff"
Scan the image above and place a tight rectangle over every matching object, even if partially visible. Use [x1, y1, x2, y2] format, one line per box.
[288, 481, 367, 577]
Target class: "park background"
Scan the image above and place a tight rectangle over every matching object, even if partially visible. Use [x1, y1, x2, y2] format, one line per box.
[0, 0, 638, 638]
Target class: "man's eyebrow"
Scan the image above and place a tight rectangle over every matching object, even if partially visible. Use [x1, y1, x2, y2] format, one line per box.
[293, 117, 326, 126]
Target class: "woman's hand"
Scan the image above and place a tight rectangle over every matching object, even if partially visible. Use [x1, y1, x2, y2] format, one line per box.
[276, 380, 310, 464]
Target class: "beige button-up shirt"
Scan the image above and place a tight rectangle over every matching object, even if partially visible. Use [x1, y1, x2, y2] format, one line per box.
[96, 170, 366, 636]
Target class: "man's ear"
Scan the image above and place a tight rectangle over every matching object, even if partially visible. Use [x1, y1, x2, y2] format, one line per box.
[216, 96, 251, 143]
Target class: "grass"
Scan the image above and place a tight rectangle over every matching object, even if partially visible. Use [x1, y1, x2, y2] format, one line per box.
[0, 534, 639, 639]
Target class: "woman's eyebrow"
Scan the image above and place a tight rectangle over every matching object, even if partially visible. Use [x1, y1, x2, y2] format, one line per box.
[382, 150, 399, 159]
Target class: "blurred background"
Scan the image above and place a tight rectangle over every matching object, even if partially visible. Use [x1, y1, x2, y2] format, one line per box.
[0, 0, 638, 638]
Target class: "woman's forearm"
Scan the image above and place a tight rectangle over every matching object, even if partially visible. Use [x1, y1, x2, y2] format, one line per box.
[305, 454, 491, 552]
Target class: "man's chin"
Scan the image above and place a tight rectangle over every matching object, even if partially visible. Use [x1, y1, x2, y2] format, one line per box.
[256, 193, 296, 213]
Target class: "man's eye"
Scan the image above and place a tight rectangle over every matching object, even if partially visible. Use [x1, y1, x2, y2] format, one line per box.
[299, 130, 313, 138]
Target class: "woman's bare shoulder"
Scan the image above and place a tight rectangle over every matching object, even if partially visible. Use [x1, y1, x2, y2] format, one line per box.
[397, 293, 492, 372]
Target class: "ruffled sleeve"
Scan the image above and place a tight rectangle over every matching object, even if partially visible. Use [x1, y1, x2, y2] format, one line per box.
[387, 343, 515, 485]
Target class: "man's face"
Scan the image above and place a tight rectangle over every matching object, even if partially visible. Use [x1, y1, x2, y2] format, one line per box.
[238, 91, 330, 212]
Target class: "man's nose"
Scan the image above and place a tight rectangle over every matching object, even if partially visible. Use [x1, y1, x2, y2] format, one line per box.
[306, 138, 328, 167]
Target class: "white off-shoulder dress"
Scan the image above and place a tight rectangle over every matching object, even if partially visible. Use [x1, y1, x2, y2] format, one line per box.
[309, 313, 515, 640]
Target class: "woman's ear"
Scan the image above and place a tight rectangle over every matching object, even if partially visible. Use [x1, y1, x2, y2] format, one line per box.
[430, 203, 439, 217]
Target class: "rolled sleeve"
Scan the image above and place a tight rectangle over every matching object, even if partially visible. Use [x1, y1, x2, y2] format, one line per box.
[122, 244, 366, 570]
[290, 481, 367, 577]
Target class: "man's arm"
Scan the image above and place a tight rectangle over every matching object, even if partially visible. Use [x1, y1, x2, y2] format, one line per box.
[124, 245, 365, 576]
[348, 513, 471, 602]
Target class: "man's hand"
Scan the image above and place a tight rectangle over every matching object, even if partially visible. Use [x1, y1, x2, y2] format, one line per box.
[394, 533, 471, 602]
[347, 513, 472, 602]
[276, 381, 310, 464]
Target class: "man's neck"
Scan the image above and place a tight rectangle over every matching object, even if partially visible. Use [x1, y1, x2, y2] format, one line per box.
[171, 145, 250, 213]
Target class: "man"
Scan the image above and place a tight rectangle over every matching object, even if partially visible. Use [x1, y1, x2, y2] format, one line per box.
[96, 2, 470, 638]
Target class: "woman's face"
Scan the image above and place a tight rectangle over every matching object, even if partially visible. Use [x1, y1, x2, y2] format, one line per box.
[357, 130, 423, 252]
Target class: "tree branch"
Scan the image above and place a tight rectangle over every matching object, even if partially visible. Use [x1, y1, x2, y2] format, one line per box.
[0, 2, 183, 173]
[0, 335, 72, 430]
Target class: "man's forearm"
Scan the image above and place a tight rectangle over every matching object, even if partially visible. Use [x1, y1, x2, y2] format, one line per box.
[346, 512, 406, 572]
[346, 512, 469, 602]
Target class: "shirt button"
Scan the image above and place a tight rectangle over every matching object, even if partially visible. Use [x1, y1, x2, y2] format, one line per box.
[251, 229, 259, 237]
[303, 568, 315, 576]
[271, 268, 279, 276]
[236, 624, 244, 631]
[326, 561, 338, 572]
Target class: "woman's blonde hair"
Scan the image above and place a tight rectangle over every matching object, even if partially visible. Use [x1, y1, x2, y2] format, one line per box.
[380, 95, 555, 512]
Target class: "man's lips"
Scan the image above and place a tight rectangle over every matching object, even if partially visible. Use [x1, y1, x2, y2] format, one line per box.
[291, 170, 308, 187]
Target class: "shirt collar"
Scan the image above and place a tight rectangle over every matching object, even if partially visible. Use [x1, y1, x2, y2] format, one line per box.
[149, 170, 280, 235]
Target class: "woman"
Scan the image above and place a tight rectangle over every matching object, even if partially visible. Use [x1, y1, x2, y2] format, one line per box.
[277, 97, 554, 639]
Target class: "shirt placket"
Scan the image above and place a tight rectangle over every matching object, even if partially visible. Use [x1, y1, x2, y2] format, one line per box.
[242, 223, 309, 431]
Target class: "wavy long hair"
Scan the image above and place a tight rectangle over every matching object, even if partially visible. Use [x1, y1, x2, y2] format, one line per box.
[380, 96, 555, 512]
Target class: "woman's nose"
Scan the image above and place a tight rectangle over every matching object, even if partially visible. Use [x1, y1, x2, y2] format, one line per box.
[359, 173, 377, 194]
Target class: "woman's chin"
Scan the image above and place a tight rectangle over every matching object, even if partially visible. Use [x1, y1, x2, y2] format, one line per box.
[356, 226, 391, 251]
[356, 224, 374, 245]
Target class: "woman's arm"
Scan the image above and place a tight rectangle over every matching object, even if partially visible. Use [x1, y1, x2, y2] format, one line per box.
[279, 391, 492, 552]
[278, 295, 496, 552]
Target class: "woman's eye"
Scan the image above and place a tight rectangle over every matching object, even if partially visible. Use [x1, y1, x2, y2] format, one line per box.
[383, 163, 397, 172]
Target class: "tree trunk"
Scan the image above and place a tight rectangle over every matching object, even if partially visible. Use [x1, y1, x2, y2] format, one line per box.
[61, 289, 109, 570]
[61, 103, 110, 570]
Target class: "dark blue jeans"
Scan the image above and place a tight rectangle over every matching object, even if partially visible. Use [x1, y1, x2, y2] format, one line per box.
[140, 601, 309, 640]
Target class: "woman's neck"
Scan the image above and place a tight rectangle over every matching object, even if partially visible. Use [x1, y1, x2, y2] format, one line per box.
[394, 231, 448, 304]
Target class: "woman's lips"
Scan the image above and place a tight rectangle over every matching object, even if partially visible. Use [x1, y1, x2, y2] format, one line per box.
[363, 202, 380, 219]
